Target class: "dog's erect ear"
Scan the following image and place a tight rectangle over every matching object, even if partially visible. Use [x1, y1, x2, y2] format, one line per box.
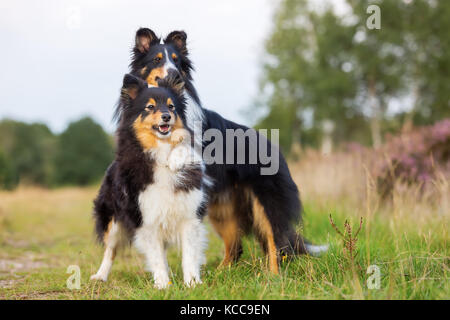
[121, 74, 146, 100]
[164, 31, 188, 55]
[114, 74, 147, 122]
[135, 28, 159, 53]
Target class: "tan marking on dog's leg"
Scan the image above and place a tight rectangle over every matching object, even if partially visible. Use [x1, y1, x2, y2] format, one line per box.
[213, 217, 240, 267]
[208, 195, 242, 267]
[91, 220, 121, 282]
[252, 197, 279, 274]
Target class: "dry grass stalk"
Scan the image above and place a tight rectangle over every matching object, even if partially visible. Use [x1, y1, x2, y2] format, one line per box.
[329, 215, 364, 265]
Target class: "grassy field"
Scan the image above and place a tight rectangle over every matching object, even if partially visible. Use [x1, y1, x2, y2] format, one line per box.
[0, 154, 448, 300]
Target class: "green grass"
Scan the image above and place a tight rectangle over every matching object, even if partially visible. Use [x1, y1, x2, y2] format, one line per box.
[0, 186, 448, 300]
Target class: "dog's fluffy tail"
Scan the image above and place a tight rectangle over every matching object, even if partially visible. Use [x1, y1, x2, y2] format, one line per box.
[305, 242, 329, 256]
[288, 232, 329, 257]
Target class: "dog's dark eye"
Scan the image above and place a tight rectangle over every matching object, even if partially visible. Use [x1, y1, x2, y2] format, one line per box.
[153, 57, 161, 63]
[168, 104, 175, 110]
[146, 105, 155, 110]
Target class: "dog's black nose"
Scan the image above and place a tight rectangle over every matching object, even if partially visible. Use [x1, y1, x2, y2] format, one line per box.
[161, 113, 171, 122]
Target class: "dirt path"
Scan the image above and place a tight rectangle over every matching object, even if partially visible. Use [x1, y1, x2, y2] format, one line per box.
[0, 252, 49, 289]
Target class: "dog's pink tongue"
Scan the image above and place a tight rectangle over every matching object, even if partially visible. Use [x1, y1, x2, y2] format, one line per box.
[160, 125, 170, 132]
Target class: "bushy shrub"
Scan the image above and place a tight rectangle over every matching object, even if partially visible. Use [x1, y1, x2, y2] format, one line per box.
[375, 119, 450, 197]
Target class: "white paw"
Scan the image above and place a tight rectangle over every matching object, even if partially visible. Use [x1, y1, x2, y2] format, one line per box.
[90, 273, 108, 282]
[168, 146, 191, 171]
[184, 277, 202, 288]
[184, 272, 202, 287]
[170, 128, 190, 145]
[153, 278, 171, 290]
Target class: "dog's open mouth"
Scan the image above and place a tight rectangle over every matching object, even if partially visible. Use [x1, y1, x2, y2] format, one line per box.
[153, 124, 171, 135]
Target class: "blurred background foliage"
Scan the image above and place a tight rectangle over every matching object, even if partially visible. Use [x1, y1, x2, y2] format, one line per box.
[0, 0, 449, 190]
[0, 117, 114, 190]
[256, 0, 449, 153]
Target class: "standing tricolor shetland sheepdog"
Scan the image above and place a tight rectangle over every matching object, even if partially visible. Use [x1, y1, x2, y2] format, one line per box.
[90, 74, 209, 288]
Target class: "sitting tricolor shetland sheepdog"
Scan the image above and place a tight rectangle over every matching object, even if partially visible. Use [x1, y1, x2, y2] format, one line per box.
[91, 74, 209, 288]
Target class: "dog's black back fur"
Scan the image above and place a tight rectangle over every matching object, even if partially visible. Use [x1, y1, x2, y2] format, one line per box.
[202, 109, 304, 252]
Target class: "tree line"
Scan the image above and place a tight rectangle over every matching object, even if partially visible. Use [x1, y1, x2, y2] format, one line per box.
[256, 0, 449, 153]
[0, 117, 114, 190]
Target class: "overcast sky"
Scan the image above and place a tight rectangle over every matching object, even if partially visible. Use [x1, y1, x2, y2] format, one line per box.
[0, 0, 351, 133]
[0, 0, 277, 133]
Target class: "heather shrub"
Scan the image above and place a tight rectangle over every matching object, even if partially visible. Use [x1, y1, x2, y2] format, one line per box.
[375, 119, 450, 197]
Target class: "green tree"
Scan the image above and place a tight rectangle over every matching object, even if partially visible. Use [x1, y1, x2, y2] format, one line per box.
[402, 0, 450, 124]
[344, 0, 449, 135]
[257, 0, 365, 152]
[346, 0, 408, 146]
[0, 119, 56, 186]
[256, 0, 312, 153]
[0, 151, 18, 190]
[256, 0, 449, 153]
[53, 117, 114, 186]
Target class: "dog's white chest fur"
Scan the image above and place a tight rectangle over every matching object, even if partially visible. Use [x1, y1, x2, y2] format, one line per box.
[137, 142, 204, 241]
[137, 167, 204, 242]
[133, 141, 207, 288]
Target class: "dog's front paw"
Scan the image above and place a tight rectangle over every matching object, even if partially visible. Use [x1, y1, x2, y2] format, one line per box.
[184, 276, 202, 288]
[168, 146, 190, 171]
[170, 128, 190, 145]
[184, 271, 202, 288]
[154, 278, 172, 290]
[90, 273, 108, 282]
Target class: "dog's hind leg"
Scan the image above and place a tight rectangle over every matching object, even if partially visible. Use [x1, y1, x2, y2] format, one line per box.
[251, 195, 279, 275]
[90, 219, 122, 282]
[208, 191, 243, 267]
